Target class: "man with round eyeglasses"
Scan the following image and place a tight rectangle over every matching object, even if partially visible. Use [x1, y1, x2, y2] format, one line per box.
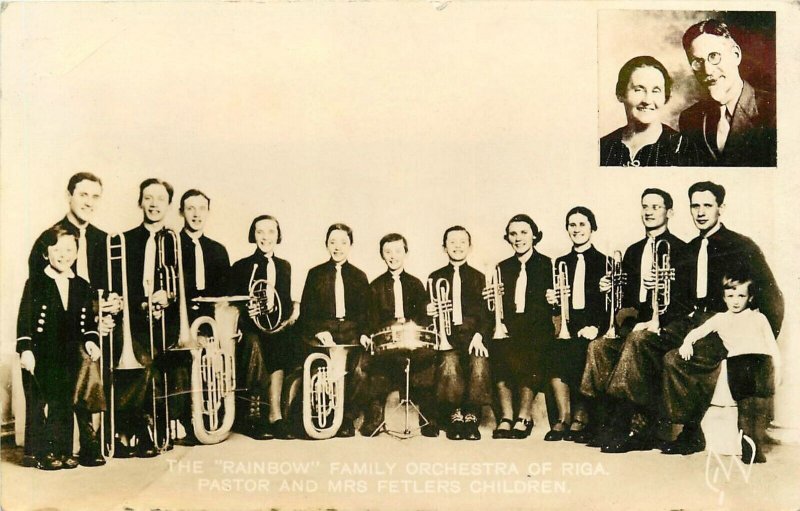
[678, 19, 776, 167]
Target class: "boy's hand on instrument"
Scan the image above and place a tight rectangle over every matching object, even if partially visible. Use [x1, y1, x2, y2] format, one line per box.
[359, 335, 373, 350]
[578, 326, 598, 340]
[426, 303, 437, 317]
[20, 351, 35, 374]
[598, 276, 612, 293]
[100, 293, 123, 315]
[151, 290, 169, 309]
[85, 341, 102, 361]
[545, 289, 558, 305]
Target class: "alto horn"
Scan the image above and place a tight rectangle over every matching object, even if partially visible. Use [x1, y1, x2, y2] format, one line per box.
[553, 261, 571, 340]
[302, 346, 349, 439]
[484, 266, 509, 340]
[247, 264, 283, 332]
[428, 277, 454, 351]
[99, 233, 145, 458]
[603, 250, 626, 339]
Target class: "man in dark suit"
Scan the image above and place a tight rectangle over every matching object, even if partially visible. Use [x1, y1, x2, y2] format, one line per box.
[299, 223, 370, 437]
[175, 189, 231, 443]
[359, 233, 431, 437]
[679, 19, 776, 167]
[26, 172, 112, 467]
[429, 226, 492, 440]
[586, 189, 691, 453]
[660, 181, 783, 455]
[117, 178, 177, 457]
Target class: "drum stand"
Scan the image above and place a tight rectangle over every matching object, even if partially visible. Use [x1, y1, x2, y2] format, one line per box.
[371, 357, 428, 439]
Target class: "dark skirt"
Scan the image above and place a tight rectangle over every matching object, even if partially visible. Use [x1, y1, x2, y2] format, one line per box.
[545, 336, 591, 389]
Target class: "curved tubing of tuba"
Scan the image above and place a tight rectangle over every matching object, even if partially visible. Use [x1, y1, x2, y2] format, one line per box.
[188, 314, 237, 444]
[302, 349, 347, 439]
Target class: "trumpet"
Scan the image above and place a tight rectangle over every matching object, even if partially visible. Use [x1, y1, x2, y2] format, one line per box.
[603, 250, 626, 339]
[553, 261, 571, 340]
[483, 266, 509, 339]
[650, 239, 675, 330]
[99, 233, 145, 459]
[302, 345, 351, 439]
[428, 277, 454, 351]
[247, 264, 282, 332]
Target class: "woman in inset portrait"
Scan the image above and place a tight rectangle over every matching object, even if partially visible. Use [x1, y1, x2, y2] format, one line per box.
[600, 56, 700, 167]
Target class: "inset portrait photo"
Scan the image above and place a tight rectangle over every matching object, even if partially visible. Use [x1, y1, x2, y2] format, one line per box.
[598, 11, 776, 168]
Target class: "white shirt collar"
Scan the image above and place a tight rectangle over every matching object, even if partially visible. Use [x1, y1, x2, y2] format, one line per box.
[45, 265, 75, 280]
[703, 222, 722, 239]
[516, 249, 533, 264]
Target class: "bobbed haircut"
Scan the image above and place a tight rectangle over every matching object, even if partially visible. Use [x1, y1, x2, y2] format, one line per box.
[504, 214, 543, 245]
[248, 214, 282, 244]
[565, 206, 598, 232]
[379, 233, 408, 255]
[615, 56, 672, 102]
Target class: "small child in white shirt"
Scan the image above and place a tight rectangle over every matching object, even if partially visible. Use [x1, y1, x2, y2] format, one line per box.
[679, 273, 781, 463]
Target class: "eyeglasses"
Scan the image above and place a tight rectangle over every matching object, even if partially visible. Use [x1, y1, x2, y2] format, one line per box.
[690, 52, 722, 71]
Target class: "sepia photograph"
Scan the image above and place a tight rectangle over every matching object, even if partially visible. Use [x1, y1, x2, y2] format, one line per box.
[1, 1, 798, 510]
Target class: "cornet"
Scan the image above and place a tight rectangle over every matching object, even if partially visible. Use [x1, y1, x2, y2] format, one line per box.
[483, 266, 509, 339]
[553, 261, 571, 340]
[99, 233, 145, 459]
[428, 277, 454, 351]
[650, 239, 675, 330]
[603, 250, 626, 339]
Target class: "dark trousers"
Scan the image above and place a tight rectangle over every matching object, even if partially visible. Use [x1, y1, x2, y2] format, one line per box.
[661, 312, 727, 425]
[22, 371, 74, 458]
[236, 331, 271, 418]
[437, 327, 492, 418]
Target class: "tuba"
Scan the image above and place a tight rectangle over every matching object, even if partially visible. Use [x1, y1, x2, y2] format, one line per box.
[302, 345, 352, 439]
[99, 233, 145, 458]
[650, 239, 675, 330]
[483, 266, 509, 340]
[603, 250, 627, 339]
[428, 278, 454, 351]
[187, 299, 239, 444]
[247, 263, 282, 332]
[553, 261, 571, 339]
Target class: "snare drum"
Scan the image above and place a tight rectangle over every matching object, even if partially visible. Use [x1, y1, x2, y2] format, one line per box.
[370, 322, 439, 362]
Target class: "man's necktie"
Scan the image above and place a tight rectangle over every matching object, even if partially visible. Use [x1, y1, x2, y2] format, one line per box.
[194, 238, 206, 291]
[717, 106, 732, 153]
[697, 237, 709, 299]
[393, 273, 404, 320]
[77, 227, 89, 282]
[515, 260, 527, 313]
[335, 264, 346, 319]
[640, 237, 655, 303]
[143, 231, 156, 297]
[573, 253, 586, 310]
[452, 266, 463, 325]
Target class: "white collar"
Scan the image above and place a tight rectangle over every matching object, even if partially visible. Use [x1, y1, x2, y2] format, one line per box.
[516, 249, 533, 264]
[45, 265, 75, 280]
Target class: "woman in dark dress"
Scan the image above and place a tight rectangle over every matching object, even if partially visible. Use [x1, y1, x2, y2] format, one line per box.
[600, 56, 700, 167]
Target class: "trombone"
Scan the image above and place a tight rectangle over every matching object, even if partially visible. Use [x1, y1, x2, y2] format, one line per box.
[553, 261, 571, 340]
[99, 233, 145, 459]
[603, 250, 626, 339]
[650, 239, 675, 330]
[428, 278, 454, 351]
[483, 266, 509, 339]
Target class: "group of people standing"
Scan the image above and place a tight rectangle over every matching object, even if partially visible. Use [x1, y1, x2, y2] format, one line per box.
[16, 172, 782, 472]
[601, 19, 776, 167]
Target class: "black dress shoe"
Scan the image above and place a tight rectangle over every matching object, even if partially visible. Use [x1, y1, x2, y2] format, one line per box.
[570, 429, 593, 444]
[544, 421, 568, 442]
[336, 419, 355, 438]
[462, 413, 481, 441]
[61, 456, 80, 469]
[660, 429, 705, 456]
[270, 419, 296, 440]
[136, 438, 159, 458]
[21, 455, 41, 468]
[39, 453, 63, 471]
[420, 423, 440, 438]
[113, 440, 136, 459]
[601, 431, 653, 453]
[79, 452, 107, 467]
[446, 409, 464, 440]
[511, 418, 534, 439]
[493, 418, 514, 439]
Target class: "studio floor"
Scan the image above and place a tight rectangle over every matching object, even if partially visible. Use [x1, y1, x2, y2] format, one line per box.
[2, 416, 799, 511]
